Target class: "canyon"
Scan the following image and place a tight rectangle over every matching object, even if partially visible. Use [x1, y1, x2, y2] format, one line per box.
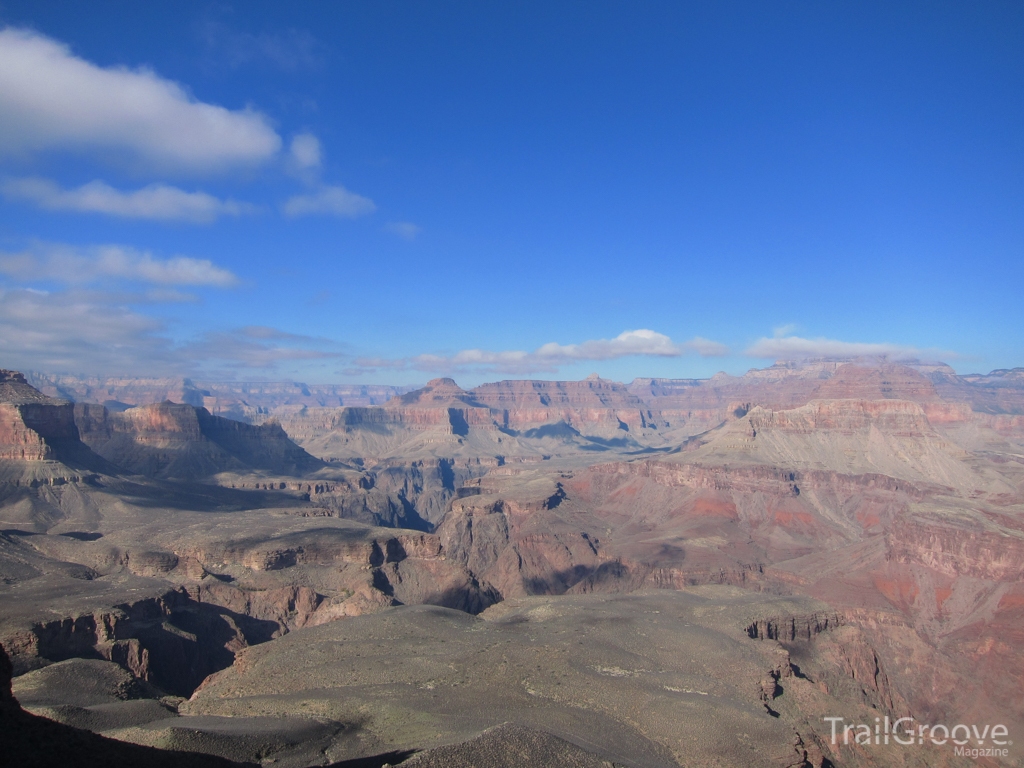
[2, 359, 1023, 767]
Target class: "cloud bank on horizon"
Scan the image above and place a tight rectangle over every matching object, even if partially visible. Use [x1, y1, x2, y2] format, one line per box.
[745, 334, 953, 363]
[0, 239, 937, 377]
[350, 330, 730, 377]
[0, 303, 942, 379]
[0, 285, 344, 377]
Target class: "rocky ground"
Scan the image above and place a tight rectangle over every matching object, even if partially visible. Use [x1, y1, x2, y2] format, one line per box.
[2, 360, 1023, 767]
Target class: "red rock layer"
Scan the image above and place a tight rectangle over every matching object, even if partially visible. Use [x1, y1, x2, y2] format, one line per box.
[469, 376, 660, 430]
[747, 399, 940, 436]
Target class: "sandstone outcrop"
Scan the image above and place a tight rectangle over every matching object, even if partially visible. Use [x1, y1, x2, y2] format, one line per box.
[258, 377, 670, 484]
[422, 383, 1024, 748]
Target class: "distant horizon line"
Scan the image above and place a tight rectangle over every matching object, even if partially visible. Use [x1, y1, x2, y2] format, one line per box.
[14, 356, 1024, 391]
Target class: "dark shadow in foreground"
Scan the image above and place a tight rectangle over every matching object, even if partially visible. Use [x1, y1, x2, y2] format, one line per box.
[326, 750, 417, 767]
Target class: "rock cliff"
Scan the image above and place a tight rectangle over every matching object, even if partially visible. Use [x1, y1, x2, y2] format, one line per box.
[0, 370, 79, 462]
[0, 370, 114, 480]
[470, 375, 664, 431]
[74, 401, 323, 480]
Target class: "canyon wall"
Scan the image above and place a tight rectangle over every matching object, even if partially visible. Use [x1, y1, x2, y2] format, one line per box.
[73, 401, 324, 480]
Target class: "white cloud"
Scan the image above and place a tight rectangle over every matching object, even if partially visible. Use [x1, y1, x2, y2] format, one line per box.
[0, 28, 281, 172]
[534, 329, 686, 361]
[353, 330, 729, 375]
[1, 176, 257, 223]
[385, 221, 422, 241]
[0, 287, 339, 376]
[746, 334, 929, 361]
[289, 133, 322, 170]
[283, 183, 376, 218]
[0, 243, 238, 287]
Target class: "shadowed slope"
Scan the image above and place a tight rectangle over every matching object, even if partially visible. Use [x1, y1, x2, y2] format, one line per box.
[0, 642, 246, 768]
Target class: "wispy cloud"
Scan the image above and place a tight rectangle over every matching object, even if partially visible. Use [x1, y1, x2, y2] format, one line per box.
[530, 330, 725, 361]
[385, 221, 421, 241]
[746, 333, 941, 361]
[0, 287, 174, 375]
[198, 21, 325, 72]
[1, 177, 257, 223]
[283, 183, 376, 218]
[0, 243, 238, 287]
[679, 336, 732, 357]
[0, 287, 339, 376]
[180, 326, 343, 371]
[0, 27, 281, 172]
[289, 133, 322, 171]
[352, 330, 730, 375]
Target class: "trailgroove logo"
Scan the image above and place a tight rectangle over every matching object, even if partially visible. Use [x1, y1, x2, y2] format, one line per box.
[824, 716, 1012, 759]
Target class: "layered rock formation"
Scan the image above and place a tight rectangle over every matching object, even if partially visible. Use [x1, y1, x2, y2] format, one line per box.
[73, 401, 324, 480]
[427, 384, 1024, 750]
[0, 370, 115, 484]
[258, 377, 674, 525]
[630, 358, 1024, 440]
[927, 366, 1024, 414]
[0, 372, 503, 720]
[5, 358, 1024, 767]
[696, 399, 980, 488]
[0, 370, 80, 462]
[470, 374, 664, 431]
[1, 516, 499, 695]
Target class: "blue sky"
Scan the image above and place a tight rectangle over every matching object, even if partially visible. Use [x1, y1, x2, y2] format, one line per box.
[0, 2, 1021, 386]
